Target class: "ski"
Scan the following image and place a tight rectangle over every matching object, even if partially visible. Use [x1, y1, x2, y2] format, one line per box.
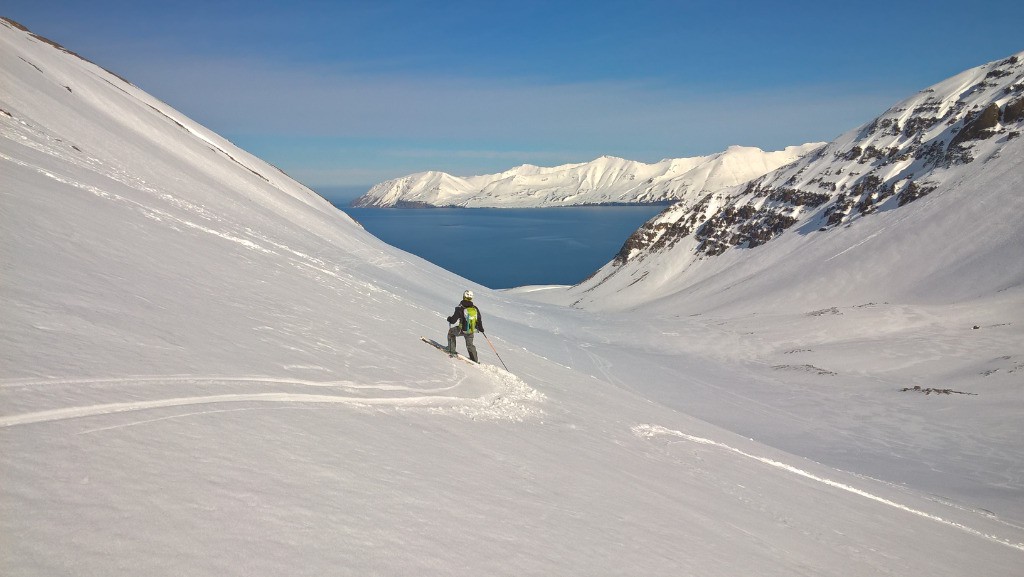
[421, 337, 475, 364]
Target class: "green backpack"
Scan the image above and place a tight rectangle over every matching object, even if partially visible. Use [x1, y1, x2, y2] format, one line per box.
[464, 306, 479, 334]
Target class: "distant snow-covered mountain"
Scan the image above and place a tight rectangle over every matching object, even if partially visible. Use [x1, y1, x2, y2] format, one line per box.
[561, 50, 1024, 311]
[352, 144, 824, 208]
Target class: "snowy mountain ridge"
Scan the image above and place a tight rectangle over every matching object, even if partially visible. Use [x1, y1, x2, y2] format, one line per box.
[352, 143, 824, 208]
[563, 49, 1024, 310]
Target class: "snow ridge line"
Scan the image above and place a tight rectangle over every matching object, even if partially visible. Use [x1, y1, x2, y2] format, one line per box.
[632, 424, 1024, 553]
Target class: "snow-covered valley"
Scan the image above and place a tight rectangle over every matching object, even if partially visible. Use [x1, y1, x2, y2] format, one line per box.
[2, 18, 1022, 576]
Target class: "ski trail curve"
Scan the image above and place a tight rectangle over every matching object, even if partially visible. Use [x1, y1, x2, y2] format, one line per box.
[0, 374, 462, 394]
[0, 370, 545, 428]
[632, 424, 1024, 553]
[0, 392, 457, 428]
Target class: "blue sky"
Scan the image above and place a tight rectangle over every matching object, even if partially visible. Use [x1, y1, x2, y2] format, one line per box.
[5, 1, 1023, 198]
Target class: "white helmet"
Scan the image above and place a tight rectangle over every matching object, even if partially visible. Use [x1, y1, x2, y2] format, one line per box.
[463, 290, 474, 301]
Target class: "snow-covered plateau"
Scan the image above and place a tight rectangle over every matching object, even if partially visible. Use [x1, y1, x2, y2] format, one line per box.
[2, 18, 1022, 576]
[352, 144, 824, 208]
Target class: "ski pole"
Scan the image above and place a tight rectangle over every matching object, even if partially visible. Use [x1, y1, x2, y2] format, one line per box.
[482, 332, 509, 372]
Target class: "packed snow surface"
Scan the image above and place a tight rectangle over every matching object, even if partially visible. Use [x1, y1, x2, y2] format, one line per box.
[2, 19, 1023, 576]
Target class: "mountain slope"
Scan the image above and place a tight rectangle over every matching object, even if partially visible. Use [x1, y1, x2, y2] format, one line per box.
[561, 50, 1024, 312]
[2, 19, 1023, 576]
[352, 144, 823, 208]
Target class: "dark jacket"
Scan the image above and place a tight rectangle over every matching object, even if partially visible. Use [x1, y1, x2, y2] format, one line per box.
[448, 299, 484, 333]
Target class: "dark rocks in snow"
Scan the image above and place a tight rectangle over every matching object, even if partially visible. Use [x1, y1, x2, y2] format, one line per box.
[840, 146, 863, 161]
[900, 386, 977, 396]
[897, 181, 936, 207]
[950, 103, 1001, 148]
[613, 207, 696, 265]
[901, 115, 940, 137]
[767, 188, 831, 207]
[849, 175, 895, 214]
[1003, 96, 1024, 124]
[772, 364, 837, 376]
[692, 202, 793, 256]
[602, 50, 1024, 270]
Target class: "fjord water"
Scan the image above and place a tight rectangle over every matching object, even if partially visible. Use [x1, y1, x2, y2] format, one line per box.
[339, 206, 666, 288]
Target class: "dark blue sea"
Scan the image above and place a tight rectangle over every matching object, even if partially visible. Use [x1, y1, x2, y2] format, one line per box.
[337, 206, 666, 289]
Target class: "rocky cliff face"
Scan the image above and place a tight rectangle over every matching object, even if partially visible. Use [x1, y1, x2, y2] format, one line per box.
[608, 52, 1024, 269]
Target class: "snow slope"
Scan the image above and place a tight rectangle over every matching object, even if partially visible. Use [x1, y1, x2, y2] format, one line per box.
[352, 144, 823, 208]
[562, 50, 1024, 313]
[2, 19, 1023, 576]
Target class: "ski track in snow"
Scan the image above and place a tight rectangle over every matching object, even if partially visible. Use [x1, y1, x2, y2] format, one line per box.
[0, 370, 545, 428]
[75, 406, 305, 435]
[632, 424, 1024, 553]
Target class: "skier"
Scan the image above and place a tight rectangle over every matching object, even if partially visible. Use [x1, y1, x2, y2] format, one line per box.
[447, 290, 484, 362]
